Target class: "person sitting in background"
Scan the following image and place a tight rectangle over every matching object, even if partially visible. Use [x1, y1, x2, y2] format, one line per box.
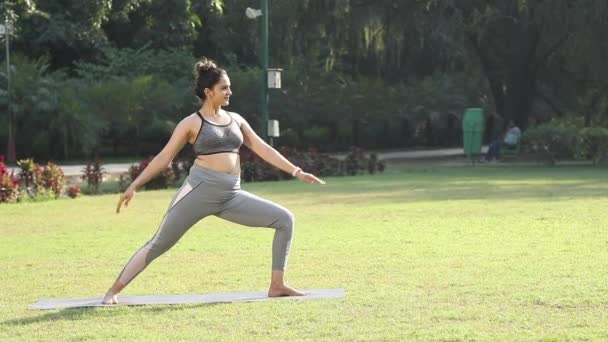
[483, 120, 521, 162]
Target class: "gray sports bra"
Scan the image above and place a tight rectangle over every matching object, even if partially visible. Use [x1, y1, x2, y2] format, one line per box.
[192, 111, 244, 155]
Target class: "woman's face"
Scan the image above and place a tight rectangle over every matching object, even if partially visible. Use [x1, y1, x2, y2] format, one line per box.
[205, 74, 232, 107]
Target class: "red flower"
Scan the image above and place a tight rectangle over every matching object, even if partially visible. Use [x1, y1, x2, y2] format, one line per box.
[10, 170, 19, 186]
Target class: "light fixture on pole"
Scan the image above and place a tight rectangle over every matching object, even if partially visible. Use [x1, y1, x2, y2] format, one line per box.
[245, 7, 263, 19]
[267, 68, 282, 89]
[268, 119, 280, 147]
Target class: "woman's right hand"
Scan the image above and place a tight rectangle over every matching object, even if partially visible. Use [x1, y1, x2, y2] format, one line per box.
[296, 171, 326, 185]
[116, 185, 136, 214]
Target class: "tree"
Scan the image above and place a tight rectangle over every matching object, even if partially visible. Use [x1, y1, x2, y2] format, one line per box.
[105, 0, 201, 50]
[14, 0, 112, 68]
[548, 9, 608, 127]
[53, 79, 106, 159]
[426, 0, 608, 128]
[0, 55, 56, 159]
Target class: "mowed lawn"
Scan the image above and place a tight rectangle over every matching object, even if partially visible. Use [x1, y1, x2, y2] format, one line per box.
[1, 166, 607, 341]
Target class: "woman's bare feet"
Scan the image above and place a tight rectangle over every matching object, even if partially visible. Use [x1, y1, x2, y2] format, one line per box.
[101, 281, 125, 305]
[268, 284, 304, 297]
[102, 292, 119, 305]
[268, 270, 303, 297]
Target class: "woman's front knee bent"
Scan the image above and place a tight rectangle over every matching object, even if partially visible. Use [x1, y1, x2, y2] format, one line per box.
[274, 209, 295, 232]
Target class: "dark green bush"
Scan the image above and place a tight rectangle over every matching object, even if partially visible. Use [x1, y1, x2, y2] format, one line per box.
[521, 125, 577, 164]
[239, 146, 385, 182]
[128, 158, 177, 190]
[577, 127, 608, 165]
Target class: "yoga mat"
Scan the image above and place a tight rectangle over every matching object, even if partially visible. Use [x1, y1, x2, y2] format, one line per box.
[29, 288, 346, 310]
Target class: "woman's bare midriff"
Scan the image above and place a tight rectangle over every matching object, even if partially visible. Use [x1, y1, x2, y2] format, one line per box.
[193, 153, 241, 176]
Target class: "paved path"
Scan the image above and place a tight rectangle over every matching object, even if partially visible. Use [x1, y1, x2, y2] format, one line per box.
[6, 147, 488, 177]
[350, 147, 487, 161]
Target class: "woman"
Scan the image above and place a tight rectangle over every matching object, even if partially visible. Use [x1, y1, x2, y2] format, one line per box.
[102, 57, 325, 305]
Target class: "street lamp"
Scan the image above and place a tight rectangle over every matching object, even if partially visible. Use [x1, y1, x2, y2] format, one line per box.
[0, 17, 15, 163]
[246, 0, 273, 141]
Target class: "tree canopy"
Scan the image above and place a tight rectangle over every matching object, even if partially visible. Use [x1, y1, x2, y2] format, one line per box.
[2, 0, 608, 159]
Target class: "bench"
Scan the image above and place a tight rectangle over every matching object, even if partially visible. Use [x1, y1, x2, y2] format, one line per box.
[501, 142, 521, 157]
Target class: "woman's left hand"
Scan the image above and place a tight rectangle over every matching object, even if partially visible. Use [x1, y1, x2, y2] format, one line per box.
[296, 171, 326, 184]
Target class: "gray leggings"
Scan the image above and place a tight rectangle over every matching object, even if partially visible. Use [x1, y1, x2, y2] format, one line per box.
[115, 164, 295, 287]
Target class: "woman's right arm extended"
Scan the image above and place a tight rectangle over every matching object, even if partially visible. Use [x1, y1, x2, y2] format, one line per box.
[116, 118, 193, 213]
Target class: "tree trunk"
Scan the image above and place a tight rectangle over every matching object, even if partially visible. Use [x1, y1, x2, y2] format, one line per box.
[501, 67, 535, 129]
[584, 110, 593, 127]
[400, 119, 410, 146]
[135, 125, 141, 157]
[469, 29, 537, 130]
[352, 119, 360, 147]
[583, 86, 608, 127]
[329, 121, 338, 143]
[63, 128, 69, 161]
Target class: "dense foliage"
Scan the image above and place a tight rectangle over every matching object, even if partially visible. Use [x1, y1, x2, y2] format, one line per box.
[1, 0, 607, 161]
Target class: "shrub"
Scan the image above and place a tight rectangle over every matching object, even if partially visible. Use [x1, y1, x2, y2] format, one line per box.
[521, 125, 577, 164]
[81, 160, 105, 193]
[577, 127, 608, 166]
[171, 150, 195, 182]
[0, 173, 20, 203]
[16, 158, 41, 191]
[1, 157, 66, 202]
[274, 147, 343, 178]
[39, 162, 65, 198]
[367, 153, 386, 174]
[16, 158, 65, 200]
[67, 185, 81, 198]
[118, 173, 130, 193]
[128, 157, 176, 190]
[344, 147, 366, 176]
[17, 158, 45, 199]
[240, 149, 283, 182]
[239, 146, 386, 182]
[0, 155, 20, 203]
[345, 148, 386, 176]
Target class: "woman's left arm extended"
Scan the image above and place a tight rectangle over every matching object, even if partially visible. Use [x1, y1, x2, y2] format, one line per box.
[236, 114, 325, 184]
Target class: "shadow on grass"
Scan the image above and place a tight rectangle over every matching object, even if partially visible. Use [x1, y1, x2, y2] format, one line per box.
[1, 307, 100, 326]
[1, 302, 226, 326]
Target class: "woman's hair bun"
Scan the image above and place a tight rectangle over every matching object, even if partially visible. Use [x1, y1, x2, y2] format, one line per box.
[195, 57, 217, 74]
[193, 56, 226, 101]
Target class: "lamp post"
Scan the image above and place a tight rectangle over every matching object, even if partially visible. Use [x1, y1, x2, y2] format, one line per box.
[0, 17, 14, 163]
[260, 0, 269, 141]
[267, 68, 282, 147]
[246, 0, 270, 141]
[246, 1, 283, 144]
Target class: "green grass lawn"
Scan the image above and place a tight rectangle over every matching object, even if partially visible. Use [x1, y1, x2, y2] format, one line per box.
[1, 166, 607, 341]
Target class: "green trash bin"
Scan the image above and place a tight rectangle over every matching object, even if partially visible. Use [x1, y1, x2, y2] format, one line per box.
[462, 108, 484, 158]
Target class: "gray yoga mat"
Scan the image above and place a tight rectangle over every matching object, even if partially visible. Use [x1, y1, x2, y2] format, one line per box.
[29, 288, 346, 310]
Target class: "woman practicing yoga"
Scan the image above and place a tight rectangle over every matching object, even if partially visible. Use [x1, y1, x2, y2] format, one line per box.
[102, 57, 325, 305]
